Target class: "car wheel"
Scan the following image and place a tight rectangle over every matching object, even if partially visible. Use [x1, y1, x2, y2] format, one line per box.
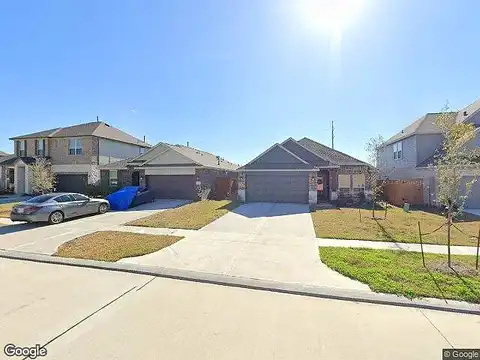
[48, 211, 64, 225]
[98, 203, 108, 214]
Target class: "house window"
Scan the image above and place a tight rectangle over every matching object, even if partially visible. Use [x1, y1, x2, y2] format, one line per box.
[69, 138, 83, 155]
[338, 174, 351, 194]
[393, 141, 402, 159]
[36, 139, 45, 156]
[352, 174, 365, 192]
[109, 169, 118, 187]
[18, 140, 26, 157]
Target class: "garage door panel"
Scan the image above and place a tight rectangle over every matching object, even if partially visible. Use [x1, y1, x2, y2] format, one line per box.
[462, 176, 480, 209]
[147, 175, 196, 200]
[56, 174, 88, 193]
[246, 172, 308, 203]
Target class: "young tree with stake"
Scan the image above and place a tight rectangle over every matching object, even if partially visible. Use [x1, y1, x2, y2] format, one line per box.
[431, 106, 480, 267]
[365, 135, 392, 219]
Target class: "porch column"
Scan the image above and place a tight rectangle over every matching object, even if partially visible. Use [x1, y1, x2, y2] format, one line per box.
[24, 165, 31, 194]
[330, 169, 339, 201]
[308, 171, 317, 205]
[237, 171, 246, 202]
[13, 165, 19, 194]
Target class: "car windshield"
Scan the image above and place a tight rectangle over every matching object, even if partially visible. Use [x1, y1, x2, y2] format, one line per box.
[25, 195, 56, 203]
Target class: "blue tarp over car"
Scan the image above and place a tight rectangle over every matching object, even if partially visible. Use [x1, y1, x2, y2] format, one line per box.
[106, 186, 140, 211]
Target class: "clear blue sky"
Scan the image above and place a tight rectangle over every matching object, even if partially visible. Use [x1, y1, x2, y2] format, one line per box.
[1, 0, 479, 164]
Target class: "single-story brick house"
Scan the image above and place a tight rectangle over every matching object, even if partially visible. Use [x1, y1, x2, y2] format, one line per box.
[237, 137, 371, 206]
[101, 142, 238, 200]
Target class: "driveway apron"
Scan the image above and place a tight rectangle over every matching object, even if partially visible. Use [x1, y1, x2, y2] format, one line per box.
[121, 203, 369, 291]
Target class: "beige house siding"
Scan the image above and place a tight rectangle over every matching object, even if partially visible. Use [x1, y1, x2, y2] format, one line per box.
[98, 138, 145, 165]
[49, 136, 96, 165]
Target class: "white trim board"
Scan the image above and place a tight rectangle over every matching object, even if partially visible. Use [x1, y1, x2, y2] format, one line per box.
[144, 167, 196, 175]
[52, 164, 92, 173]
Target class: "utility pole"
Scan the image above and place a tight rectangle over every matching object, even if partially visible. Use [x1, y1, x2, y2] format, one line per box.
[331, 120, 335, 149]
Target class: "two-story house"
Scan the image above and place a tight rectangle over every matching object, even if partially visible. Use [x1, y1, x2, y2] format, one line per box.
[379, 97, 480, 209]
[2, 121, 150, 194]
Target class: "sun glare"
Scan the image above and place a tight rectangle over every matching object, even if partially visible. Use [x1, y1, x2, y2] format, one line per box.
[296, 0, 364, 35]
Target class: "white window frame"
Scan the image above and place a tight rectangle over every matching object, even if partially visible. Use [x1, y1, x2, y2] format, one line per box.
[393, 141, 403, 160]
[36, 139, 45, 156]
[68, 138, 83, 155]
[338, 174, 351, 192]
[18, 140, 26, 157]
[352, 174, 365, 192]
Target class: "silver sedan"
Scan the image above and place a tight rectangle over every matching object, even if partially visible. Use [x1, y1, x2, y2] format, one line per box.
[10, 193, 110, 224]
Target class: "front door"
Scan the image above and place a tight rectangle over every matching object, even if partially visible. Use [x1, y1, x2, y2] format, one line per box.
[132, 171, 140, 186]
[317, 176, 325, 200]
[317, 171, 330, 202]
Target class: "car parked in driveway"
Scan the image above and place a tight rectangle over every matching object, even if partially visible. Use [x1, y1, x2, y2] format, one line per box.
[130, 187, 155, 208]
[10, 193, 110, 224]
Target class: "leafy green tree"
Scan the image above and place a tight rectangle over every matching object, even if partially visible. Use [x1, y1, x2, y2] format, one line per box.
[29, 157, 56, 194]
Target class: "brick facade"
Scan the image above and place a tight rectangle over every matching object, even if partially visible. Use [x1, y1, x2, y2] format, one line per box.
[48, 136, 95, 165]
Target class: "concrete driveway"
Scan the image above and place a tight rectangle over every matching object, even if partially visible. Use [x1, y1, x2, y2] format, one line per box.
[120, 203, 366, 290]
[201, 202, 316, 237]
[0, 199, 189, 254]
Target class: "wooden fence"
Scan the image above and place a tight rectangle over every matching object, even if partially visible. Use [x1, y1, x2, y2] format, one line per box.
[381, 179, 424, 206]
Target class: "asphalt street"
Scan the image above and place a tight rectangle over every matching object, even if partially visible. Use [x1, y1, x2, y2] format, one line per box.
[1, 258, 479, 360]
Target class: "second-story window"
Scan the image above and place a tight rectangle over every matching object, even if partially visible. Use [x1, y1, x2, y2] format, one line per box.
[69, 138, 83, 155]
[393, 141, 402, 160]
[36, 139, 45, 156]
[18, 140, 26, 157]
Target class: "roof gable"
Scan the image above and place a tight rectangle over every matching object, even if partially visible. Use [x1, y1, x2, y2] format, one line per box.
[384, 112, 457, 146]
[241, 143, 312, 170]
[142, 147, 200, 166]
[281, 138, 330, 166]
[126, 142, 238, 171]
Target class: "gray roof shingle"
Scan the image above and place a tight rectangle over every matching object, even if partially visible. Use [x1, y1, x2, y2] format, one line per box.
[101, 143, 239, 171]
[456, 97, 480, 123]
[297, 137, 369, 166]
[169, 144, 239, 171]
[383, 112, 457, 146]
[10, 121, 151, 147]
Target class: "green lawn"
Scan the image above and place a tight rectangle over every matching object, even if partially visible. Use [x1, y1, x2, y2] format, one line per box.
[311, 206, 480, 246]
[0, 202, 17, 218]
[55, 231, 183, 262]
[127, 200, 238, 230]
[320, 247, 480, 303]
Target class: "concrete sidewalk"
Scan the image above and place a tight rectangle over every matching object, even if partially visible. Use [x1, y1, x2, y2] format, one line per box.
[111, 225, 480, 256]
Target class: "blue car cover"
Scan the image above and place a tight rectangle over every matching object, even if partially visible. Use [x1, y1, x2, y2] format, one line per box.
[106, 186, 140, 211]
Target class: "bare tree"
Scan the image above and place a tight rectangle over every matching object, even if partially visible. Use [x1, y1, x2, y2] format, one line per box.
[365, 135, 391, 218]
[29, 157, 56, 194]
[430, 105, 480, 266]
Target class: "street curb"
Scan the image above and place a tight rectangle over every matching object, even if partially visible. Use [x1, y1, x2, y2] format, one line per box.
[1, 249, 479, 316]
